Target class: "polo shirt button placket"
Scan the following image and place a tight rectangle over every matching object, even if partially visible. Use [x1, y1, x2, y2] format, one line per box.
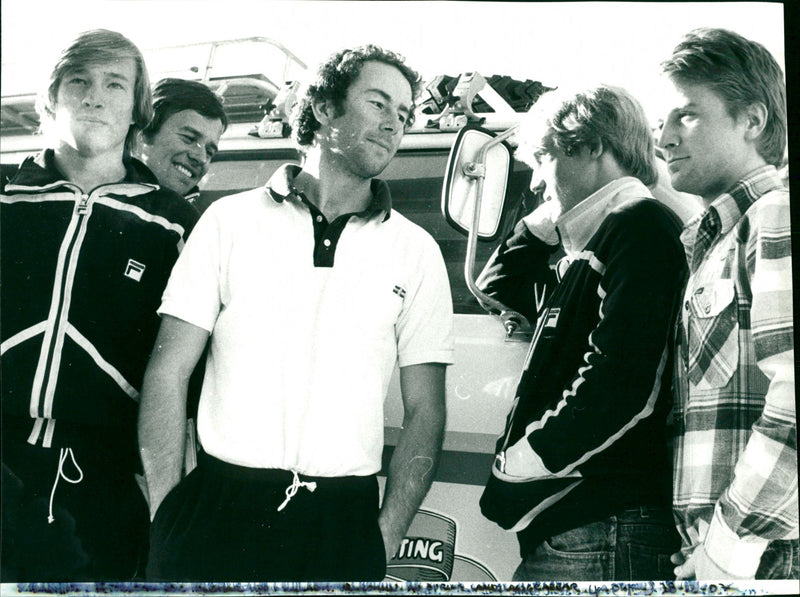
[323, 239, 331, 249]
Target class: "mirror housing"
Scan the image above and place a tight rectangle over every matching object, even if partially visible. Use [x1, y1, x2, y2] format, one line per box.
[442, 125, 531, 338]
[441, 126, 513, 241]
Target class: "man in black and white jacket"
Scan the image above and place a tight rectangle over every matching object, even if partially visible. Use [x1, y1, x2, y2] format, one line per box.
[1, 29, 198, 581]
[478, 84, 687, 581]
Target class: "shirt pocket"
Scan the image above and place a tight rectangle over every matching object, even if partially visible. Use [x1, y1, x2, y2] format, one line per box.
[685, 278, 739, 389]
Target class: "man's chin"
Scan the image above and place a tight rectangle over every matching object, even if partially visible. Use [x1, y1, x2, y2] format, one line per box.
[161, 177, 192, 197]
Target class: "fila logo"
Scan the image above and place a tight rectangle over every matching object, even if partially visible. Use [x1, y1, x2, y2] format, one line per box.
[544, 308, 560, 328]
[124, 259, 146, 282]
[393, 285, 406, 298]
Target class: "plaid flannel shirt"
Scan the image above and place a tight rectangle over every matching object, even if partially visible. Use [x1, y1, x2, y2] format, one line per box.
[673, 165, 797, 577]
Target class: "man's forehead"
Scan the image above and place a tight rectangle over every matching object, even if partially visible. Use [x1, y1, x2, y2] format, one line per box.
[64, 57, 135, 78]
[167, 110, 224, 138]
[353, 61, 413, 105]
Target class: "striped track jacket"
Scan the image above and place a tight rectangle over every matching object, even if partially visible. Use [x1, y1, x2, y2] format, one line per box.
[478, 182, 687, 549]
[1, 150, 199, 447]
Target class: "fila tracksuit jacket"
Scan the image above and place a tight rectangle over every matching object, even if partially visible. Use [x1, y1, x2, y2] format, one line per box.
[1, 149, 199, 448]
[478, 195, 687, 553]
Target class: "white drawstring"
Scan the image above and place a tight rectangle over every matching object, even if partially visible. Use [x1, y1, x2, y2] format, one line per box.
[48, 447, 84, 524]
[276, 470, 316, 512]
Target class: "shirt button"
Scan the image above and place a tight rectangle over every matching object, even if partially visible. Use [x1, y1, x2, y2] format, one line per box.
[323, 239, 331, 248]
[685, 301, 690, 310]
[316, 215, 323, 223]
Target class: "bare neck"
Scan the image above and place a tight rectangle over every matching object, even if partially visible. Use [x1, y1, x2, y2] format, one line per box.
[295, 147, 373, 221]
[54, 145, 128, 192]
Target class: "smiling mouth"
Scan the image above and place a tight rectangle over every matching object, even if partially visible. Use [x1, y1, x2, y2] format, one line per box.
[173, 163, 194, 179]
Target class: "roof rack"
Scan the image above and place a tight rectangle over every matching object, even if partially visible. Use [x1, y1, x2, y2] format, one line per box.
[1, 37, 308, 136]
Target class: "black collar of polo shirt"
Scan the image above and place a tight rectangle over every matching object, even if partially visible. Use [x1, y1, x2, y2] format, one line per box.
[265, 163, 392, 222]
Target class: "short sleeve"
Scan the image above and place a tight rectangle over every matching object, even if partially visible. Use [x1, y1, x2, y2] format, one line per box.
[158, 204, 225, 332]
[396, 234, 455, 367]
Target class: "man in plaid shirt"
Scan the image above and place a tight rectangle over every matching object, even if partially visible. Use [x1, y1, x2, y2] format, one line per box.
[658, 28, 797, 580]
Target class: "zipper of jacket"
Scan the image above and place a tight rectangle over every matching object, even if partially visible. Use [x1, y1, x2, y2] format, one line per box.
[31, 182, 120, 429]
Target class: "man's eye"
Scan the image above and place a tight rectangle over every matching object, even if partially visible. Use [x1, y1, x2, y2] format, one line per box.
[370, 100, 384, 110]
[69, 77, 87, 85]
[108, 82, 125, 90]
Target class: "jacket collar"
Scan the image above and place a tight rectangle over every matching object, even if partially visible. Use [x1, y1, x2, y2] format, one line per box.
[8, 149, 160, 192]
[265, 163, 393, 222]
[557, 177, 654, 256]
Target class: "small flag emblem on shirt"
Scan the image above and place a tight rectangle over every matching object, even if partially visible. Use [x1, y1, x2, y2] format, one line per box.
[124, 259, 146, 282]
[393, 285, 406, 298]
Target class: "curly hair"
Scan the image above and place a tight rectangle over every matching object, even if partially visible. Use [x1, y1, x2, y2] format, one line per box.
[291, 44, 422, 148]
[516, 84, 658, 187]
[661, 28, 786, 167]
[36, 29, 152, 157]
[142, 78, 228, 141]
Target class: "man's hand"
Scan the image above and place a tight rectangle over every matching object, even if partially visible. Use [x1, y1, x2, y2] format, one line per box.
[378, 515, 402, 562]
[673, 545, 753, 580]
[671, 549, 693, 579]
[138, 315, 208, 520]
[521, 199, 561, 245]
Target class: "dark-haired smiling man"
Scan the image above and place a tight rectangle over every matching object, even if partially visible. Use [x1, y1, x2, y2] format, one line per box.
[138, 78, 227, 201]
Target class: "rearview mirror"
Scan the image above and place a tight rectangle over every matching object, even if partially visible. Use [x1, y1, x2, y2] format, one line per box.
[441, 126, 515, 241]
[441, 125, 531, 339]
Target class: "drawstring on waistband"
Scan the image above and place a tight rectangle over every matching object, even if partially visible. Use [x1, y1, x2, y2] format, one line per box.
[276, 470, 316, 512]
[48, 447, 84, 523]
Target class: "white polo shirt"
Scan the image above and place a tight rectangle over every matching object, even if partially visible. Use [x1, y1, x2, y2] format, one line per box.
[159, 165, 454, 476]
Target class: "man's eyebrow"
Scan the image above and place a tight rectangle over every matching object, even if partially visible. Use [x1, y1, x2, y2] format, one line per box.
[179, 125, 219, 152]
[365, 88, 411, 115]
[671, 101, 698, 111]
[105, 71, 133, 82]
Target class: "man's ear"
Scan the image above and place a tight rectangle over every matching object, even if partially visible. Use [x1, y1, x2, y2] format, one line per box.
[742, 102, 768, 142]
[585, 138, 605, 159]
[311, 98, 335, 126]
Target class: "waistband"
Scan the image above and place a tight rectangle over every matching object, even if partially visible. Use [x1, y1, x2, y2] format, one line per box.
[2, 416, 136, 451]
[198, 451, 377, 490]
[615, 505, 675, 523]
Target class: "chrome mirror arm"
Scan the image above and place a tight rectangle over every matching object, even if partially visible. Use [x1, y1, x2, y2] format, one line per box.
[461, 126, 531, 338]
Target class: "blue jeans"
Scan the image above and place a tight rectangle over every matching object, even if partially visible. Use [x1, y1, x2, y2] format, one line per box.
[756, 539, 799, 579]
[513, 507, 679, 581]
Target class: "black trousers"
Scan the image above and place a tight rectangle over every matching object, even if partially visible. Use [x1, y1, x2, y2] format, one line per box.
[147, 452, 386, 582]
[1, 421, 150, 581]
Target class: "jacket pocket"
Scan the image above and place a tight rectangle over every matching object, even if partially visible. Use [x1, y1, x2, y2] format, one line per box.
[685, 278, 739, 389]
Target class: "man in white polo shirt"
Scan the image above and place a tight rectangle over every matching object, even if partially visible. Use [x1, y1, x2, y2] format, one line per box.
[137, 45, 454, 582]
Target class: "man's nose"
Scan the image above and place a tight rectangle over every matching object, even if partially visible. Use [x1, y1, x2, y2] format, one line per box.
[381, 110, 402, 134]
[529, 174, 546, 194]
[656, 122, 678, 150]
[81, 83, 102, 108]
[187, 142, 208, 165]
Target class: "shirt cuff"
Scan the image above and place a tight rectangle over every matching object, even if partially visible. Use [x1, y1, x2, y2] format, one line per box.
[704, 507, 770, 578]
